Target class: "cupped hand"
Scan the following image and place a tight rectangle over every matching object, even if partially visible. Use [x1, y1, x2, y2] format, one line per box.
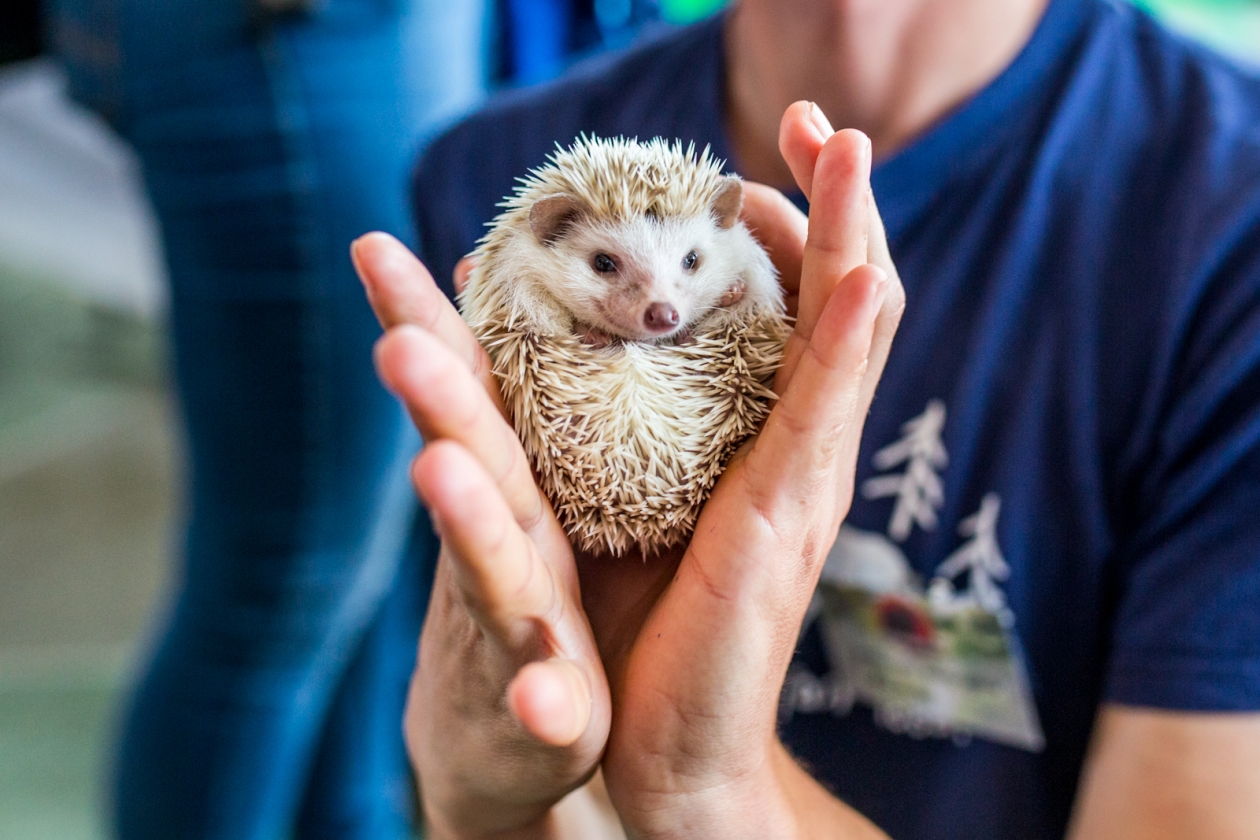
[589, 104, 904, 838]
[354, 101, 904, 839]
[354, 237, 614, 837]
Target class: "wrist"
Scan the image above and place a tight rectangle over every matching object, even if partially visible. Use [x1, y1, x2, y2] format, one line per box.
[617, 739, 799, 840]
[421, 781, 558, 840]
[619, 740, 885, 840]
[423, 807, 555, 840]
[424, 779, 622, 840]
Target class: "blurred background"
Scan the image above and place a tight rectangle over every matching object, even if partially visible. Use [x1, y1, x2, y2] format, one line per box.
[0, 0, 1256, 837]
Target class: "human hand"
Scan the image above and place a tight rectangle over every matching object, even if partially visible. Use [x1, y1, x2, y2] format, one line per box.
[582, 103, 904, 838]
[352, 236, 616, 839]
[355, 100, 903, 839]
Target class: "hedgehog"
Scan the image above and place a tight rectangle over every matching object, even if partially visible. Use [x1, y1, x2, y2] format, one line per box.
[460, 136, 791, 556]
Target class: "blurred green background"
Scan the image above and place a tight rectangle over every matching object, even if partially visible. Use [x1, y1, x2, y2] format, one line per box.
[1136, 0, 1260, 61]
[0, 2, 1256, 838]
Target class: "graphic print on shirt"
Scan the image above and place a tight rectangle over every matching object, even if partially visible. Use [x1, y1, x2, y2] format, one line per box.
[784, 400, 1045, 751]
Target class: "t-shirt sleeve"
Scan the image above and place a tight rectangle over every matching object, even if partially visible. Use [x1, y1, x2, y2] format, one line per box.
[1104, 193, 1260, 711]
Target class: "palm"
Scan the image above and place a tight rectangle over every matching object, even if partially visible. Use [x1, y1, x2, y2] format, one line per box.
[358, 106, 902, 838]
[576, 122, 900, 827]
[581, 354, 856, 826]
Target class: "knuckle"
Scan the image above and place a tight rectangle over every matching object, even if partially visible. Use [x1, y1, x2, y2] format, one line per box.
[450, 379, 488, 432]
[479, 513, 516, 564]
[774, 405, 814, 440]
[507, 546, 543, 608]
[738, 463, 791, 542]
[516, 488, 548, 534]
[803, 237, 856, 261]
[489, 426, 522, 484]
[884, 275, 907, 318]
[415, 294, 444, 334]
[809, 326, 872, 380]
[469, 344, 495, 385]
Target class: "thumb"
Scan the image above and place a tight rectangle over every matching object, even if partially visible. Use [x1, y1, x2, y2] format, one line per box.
[507, 658, 593, 748]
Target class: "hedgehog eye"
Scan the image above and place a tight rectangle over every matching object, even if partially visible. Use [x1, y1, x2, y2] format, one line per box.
[682, 250, 699, 271]
[592, 253, 618, 274]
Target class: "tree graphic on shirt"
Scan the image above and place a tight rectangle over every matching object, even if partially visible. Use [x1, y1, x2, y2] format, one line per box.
[928, 493, 1010, 615]
[861, 400, 948, 542]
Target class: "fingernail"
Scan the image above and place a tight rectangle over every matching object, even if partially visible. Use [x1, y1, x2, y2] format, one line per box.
[351, 232, 380, 254]
[808, 102, 835, 139]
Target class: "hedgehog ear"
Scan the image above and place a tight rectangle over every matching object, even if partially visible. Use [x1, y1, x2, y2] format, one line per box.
[530, 194, 586, 245]
[710, 176, 743, 230]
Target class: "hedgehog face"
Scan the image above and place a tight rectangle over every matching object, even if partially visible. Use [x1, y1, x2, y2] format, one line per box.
[514, 214, 771, 347]
[487, 172, 779, 345]
[520, 211, 766, 344]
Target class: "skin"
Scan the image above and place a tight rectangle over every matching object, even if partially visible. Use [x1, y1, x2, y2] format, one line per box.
[357, 108, 901, 839]
[1069, 708, 1260, 840]
[351, 0, 1260, 835]
[725, 0, 1052, 182]
[726, 4, 1260, 837]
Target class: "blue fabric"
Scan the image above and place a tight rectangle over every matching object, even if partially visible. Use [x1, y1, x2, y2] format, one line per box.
[411, 3, 1260, 838]
[47, 0, 487, 837]
[497, 0, 663, 84]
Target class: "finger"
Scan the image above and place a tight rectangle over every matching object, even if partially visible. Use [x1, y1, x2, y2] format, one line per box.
[507, 659, 592, 748]
[750, 263, 888, 522]
[859, 204, 906, 412]
[414, 440, 556, 639]
[867, 193, 895, 278]
[740, 182, 806, 316]
[798, 128, 872, 338]
[352, 232, 506, 414]
[778, 100, 834, 203]
[777, 129, 873, 391]
[351, 231, 445, 329]
[454, 255, 475, 296]
[779, 102, 902, 375]
[779, 102, 898, 300]
[376, 325, 546, 532]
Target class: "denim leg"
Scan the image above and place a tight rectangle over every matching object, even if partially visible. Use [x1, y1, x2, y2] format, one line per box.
[45, 0, 487, 837]
[264, 7, 483, 833]
[292, 521, 437, 840]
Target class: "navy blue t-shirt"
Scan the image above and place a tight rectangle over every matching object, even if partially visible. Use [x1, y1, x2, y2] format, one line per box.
[412, 2, 1260, 837]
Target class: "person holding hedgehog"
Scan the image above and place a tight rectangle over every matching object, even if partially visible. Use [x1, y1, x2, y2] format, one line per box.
[353, 0, 1260, 837]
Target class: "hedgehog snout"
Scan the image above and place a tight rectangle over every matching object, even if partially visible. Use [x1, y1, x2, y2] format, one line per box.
[643, 302, 680, 333]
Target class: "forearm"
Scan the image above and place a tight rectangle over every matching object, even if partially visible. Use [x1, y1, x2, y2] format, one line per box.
[771, 743, 890, 840]
[1067, 706, 1260, 840]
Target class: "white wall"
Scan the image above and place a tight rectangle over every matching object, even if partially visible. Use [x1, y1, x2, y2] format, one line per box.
[0, 59, 165, 317]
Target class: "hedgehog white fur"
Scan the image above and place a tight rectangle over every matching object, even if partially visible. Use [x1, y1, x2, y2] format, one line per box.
[460, 136, 791, 556]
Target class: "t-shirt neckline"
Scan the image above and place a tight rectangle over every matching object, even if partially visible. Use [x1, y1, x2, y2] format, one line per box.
[871, 0, 1099, 232]
[706, 0, 1099, 231]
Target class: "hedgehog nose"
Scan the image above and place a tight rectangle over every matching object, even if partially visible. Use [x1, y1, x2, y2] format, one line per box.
[644, 302, 679, 332]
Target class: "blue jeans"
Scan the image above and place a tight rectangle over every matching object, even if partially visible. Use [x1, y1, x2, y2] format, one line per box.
[45, 1, 488, 836]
